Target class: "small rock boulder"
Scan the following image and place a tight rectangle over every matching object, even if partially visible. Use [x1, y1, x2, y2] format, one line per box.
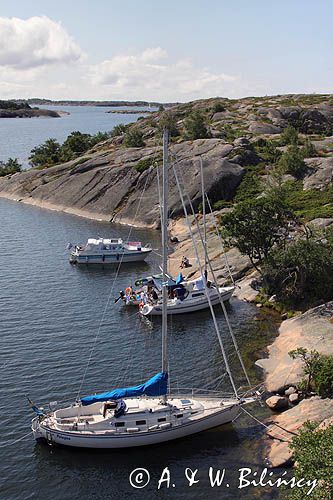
[248, 122, 281, 135]
[285, 386, 297, 396]
[289, 393, 299, 405]
[266, 395, 289, 411]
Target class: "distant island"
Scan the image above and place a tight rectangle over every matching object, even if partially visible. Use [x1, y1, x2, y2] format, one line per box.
[106, 109, 153, 114]
[16, 98, 179, 108]
[0, 100, 60, 118]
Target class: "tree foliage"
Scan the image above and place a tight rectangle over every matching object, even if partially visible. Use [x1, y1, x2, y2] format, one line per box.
[262, 237, 333, 307]
[222, 197, 292, 271]
[184, 111, 209, 140]
[123, 128, 145, 147]
[0, 158, 22, 176]
[29, 138, 62, 167]
[0, 100, 30, 110]
[29, 131, 110, 168]
[234, 171, 262, 203]
[253, 138, 282, 164]
[280, 125, 299, 146]
[302, 138, 318, 158]
[278, 145, 307, 179]
[111, 123, 127, 137]
[289, 421, 333, 499]
[157, 111, 179, 137]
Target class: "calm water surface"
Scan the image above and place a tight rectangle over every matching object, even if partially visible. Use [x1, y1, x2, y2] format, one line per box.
[0, 105, 153, 167]
[0, 198, 281, 500]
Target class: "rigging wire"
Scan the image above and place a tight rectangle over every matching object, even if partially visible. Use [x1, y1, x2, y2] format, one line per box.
[172, 156, 251, 387]
[172, 163, 239, 398]
[205, 193, 235, 286]
[75, 172, 151, 401]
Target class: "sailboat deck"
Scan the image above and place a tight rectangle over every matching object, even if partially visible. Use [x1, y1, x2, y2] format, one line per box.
[44, 396, 238, 435]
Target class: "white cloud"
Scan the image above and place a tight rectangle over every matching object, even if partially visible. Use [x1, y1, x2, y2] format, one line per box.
[0, 17, 258, 101]
[0, 16, 83, 69]
[90, 48, 240, 100]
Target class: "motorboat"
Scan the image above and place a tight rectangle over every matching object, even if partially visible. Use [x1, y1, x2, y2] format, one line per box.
[69, 237, 152, 265]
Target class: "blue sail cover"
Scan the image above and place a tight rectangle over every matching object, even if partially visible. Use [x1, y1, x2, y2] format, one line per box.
[81, 372, 168, 406]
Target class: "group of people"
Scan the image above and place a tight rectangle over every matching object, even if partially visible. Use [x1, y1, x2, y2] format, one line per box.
[114, 285, 159, 307]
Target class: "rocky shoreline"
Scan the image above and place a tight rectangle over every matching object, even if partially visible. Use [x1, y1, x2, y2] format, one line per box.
[1, 92, 332, 470]
[0, 108, 61, 118]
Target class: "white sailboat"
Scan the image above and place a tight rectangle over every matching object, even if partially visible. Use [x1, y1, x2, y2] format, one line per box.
[140, 156, 234, 316]
[31, 128, 257, 449]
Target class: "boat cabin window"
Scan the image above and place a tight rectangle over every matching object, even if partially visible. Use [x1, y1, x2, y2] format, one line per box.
[181, 399, 191, 404]
[157, 417, 166, 422]
[176, 414, 183, 418]
[192, 292, 204, 297]
[115, 422, 125, 427]
[136, 420, 146, 426]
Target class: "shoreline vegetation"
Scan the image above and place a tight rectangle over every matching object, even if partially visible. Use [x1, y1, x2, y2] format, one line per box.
[0, 92, 332, 492]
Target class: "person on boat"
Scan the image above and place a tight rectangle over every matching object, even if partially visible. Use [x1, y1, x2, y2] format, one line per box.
[114, 290, 125, 303]
[140, 290, 148, 305]
[151, 288, 159, 302]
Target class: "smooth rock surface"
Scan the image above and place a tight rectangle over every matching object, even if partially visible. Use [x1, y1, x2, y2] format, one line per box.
[0, 139, 244, 228]
[266, 397, 333, 467]
[256, 302, 333, 393]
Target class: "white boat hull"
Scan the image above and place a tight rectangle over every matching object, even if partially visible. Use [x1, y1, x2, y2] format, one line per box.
[141, 286, 234, 316]
[32, 402, 239, 449]
[70, 250, 151, 265]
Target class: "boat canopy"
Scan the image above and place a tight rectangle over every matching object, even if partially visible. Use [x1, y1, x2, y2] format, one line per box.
[81, 372, 168, 406]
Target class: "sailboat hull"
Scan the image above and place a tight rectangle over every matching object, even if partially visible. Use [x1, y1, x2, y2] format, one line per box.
[141, 286, 234, 316]
[32, 403, 240, 449]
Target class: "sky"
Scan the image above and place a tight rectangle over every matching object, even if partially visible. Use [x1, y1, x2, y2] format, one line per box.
[0, 0, 332, 102]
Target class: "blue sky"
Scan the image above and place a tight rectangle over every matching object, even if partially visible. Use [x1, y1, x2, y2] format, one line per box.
[0, 0, 332, 100]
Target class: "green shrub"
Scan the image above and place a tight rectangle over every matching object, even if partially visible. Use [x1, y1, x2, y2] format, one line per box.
[280, 125, 299, 145]
[234, 172, 262, 203]
[278, 145, 307, 178]
[60, 131, 93, 162]
[29, 131, 110, 168]
[289, 421, 333, 499]
[313, 355, 333, 397]
[222, 196, 292, 271]
[111, 123, 127, 137]
[0, 157, 22, 176]
[281, 181, 333, 220]
[263, 239, 333, 307]
[184, 111, 209, 140]
[253, 138, 281, 164]
[29, 138, 62, 168]
[135, 157, 153, 173]
[212, 200, 233, 210]
[157, 111, 180, 137]
[212, 102, 225, 113]
[123, 128, 145, 147]
[302, 138, 318, 158]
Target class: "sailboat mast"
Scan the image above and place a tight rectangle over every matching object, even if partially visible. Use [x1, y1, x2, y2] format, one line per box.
[200, 156, 207, 273]
[161, 128, 169, 375]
